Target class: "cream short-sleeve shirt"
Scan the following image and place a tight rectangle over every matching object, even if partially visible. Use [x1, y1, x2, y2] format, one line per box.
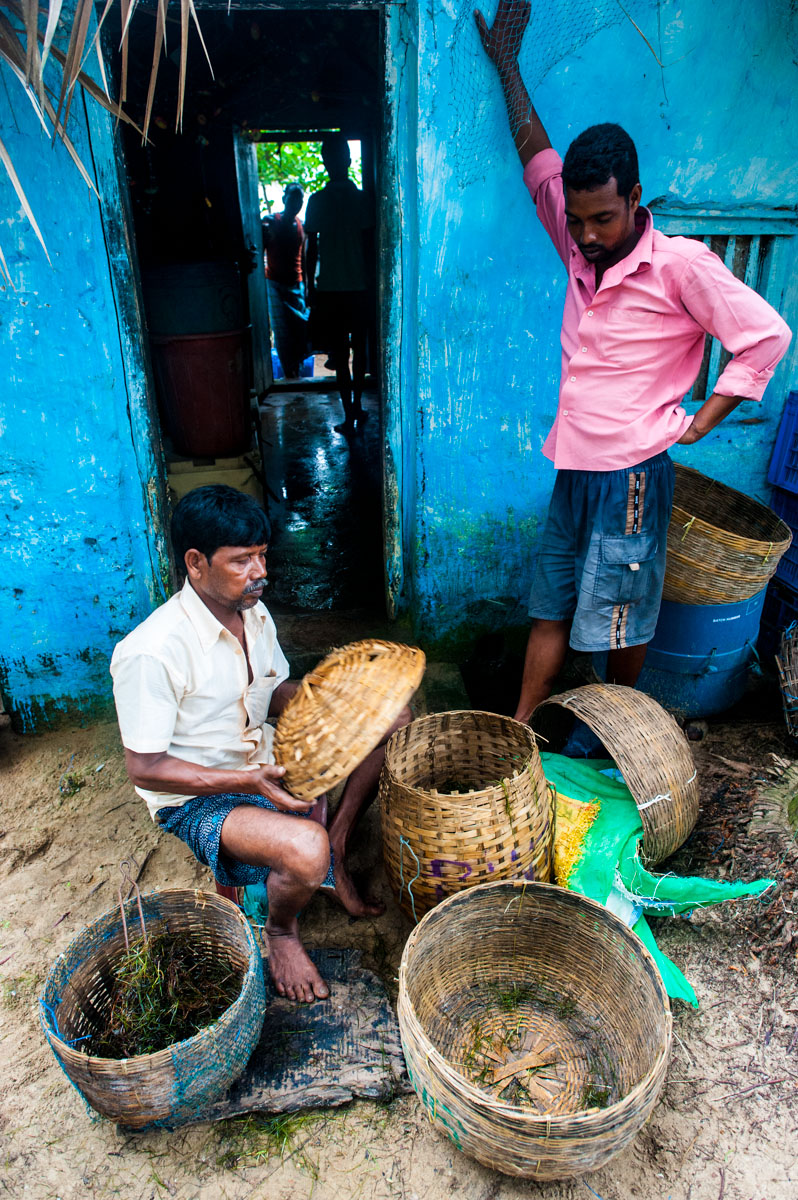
[110, 580, 290, 820]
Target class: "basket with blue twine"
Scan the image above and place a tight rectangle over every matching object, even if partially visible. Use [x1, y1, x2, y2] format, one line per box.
[39, 888, 265, 1129]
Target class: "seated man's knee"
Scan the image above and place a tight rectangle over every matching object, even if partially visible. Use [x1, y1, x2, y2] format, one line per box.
[292, 822, 330, 889]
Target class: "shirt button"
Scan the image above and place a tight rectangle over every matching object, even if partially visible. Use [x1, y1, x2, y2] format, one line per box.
[587, 310, 594, 317]
[563, 410, 569, 416]
[581, 346, 588, 353]
[570, 376, 576, 382]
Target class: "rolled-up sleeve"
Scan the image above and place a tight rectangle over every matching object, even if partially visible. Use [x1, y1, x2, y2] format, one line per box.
[681, 247, 793, 402]
[110, 651, 180, 754]
[523, 148, 572, 268]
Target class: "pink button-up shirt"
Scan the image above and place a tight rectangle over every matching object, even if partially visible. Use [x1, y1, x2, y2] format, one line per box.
[524, 149, 792, 471]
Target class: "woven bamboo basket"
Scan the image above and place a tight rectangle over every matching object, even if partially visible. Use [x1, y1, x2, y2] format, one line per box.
[664, 463, 791, 604]
[273, 639, 426, 801]
[398, 880, 671, 1179]
[381, 710, 552, 920]
[534, 684, 698, 865]
[776, 623, 798, 738]
[39, 889, 265, 1128]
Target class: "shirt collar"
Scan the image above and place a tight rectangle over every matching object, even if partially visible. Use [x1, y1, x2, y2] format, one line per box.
[179, 578, 268, 653]
[571, 206, 654, 284]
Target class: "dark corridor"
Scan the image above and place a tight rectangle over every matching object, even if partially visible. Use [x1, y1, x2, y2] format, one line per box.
[260, 388, 384, 615]
[110, 5, 387, 618]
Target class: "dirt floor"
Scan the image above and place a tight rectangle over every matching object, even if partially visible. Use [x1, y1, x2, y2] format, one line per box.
[1, 683, 797, 1200]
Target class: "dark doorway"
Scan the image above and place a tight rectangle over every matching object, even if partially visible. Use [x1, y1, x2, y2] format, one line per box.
[109, 5, 386, 617]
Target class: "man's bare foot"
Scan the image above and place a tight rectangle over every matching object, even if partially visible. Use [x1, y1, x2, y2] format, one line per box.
[321, 862, 385, 917]
[264, 925, 330, 1002]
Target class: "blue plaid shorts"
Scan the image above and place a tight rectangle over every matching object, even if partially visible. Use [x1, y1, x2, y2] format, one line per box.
[528, 451, 675, 652]
[156, 792, 335, 889]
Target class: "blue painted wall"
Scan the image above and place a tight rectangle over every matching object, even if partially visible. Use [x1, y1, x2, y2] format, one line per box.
[0, 57, 169, 729]
[401, 0, 798, 647]
[3, 0, 798, 728]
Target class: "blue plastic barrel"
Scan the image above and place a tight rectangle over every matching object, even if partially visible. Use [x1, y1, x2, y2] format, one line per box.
[635, 590, 767, 718]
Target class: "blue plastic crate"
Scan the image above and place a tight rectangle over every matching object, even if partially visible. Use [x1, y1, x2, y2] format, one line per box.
[770, 486, 798, 531]
[759, 576, 798, 660]
[768, 391, 798, 494]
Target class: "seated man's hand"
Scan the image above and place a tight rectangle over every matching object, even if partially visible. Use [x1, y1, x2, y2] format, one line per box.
[249, 764, 316, 813]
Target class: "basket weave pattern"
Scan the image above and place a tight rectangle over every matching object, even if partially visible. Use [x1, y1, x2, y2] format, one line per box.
[40, 890, 265, 1128]
[398, 881, 672, 1179]
[664, 463, 791, 604]
[381, 710, 552, 920]
[273, 639, 426, 801]
[534, 684, 698, 865]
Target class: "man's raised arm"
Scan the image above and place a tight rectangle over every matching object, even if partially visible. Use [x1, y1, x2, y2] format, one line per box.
[475, 0, 551, 166]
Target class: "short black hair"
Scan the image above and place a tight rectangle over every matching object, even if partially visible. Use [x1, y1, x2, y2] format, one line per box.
[562, 123, 640, 201]
[171, 485, 271, 566]
[283, 182, 303, 200]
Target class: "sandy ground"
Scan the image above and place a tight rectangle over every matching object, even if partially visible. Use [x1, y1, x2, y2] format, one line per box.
[1, 703, 797, 1200]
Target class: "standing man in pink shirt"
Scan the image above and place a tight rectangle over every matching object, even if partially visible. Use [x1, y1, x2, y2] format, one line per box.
[477, 0, 792, 724]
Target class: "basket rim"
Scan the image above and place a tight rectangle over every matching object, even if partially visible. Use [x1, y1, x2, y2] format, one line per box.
[398, 879, 672, 1126]
[40, 888, 260, 1066]
[671, 464, 791, 551]
[382, 709, 541, 802]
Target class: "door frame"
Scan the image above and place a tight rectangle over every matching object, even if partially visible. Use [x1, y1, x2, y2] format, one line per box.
[93, 0, 410, 618]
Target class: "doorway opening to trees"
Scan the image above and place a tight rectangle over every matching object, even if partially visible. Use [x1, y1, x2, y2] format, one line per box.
[109, 4, 388, 619]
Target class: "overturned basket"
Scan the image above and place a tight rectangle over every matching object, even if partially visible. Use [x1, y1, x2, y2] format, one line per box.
[381, 710, 552, 920]
[40, 889, 264, 1128]
[664, 463, 790, 604]
[399, 881, 671, 1179]
[274, 639, 425, 801]
[534, 684, 698, 865]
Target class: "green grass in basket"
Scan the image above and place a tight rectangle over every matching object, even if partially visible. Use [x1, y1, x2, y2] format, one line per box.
[83, 930, 242, 1058]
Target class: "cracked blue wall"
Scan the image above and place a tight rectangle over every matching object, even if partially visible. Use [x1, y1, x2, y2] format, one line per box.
[0, 70, 169, 731]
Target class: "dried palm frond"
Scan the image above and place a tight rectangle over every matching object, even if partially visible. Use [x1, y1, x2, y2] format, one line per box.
[0, 0, 209, 284]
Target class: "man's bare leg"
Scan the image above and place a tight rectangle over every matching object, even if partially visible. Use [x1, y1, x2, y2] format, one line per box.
[606, 642, 648, 687]
[220, 805, 331, 1002]
[514, 618, 571, 723]
[326, 705, 413, 917]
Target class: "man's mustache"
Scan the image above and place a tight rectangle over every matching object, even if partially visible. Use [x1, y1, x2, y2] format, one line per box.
[243, 578, 268, 594]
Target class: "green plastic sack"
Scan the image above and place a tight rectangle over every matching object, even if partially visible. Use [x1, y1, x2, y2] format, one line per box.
[541, 752, 774, 1006]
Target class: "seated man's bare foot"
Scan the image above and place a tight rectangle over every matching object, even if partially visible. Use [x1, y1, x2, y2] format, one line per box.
[322, 863, 385, 917]
[264, 925, 330, 1002]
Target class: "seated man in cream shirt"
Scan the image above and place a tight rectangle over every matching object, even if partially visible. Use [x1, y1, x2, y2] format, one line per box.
[111, 484, 409, 1003]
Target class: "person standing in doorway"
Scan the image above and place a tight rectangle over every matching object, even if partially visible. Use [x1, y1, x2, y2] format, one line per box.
[262, 183, 309, 380]
[305, 134, 374, 435]
[477, 0, 791, 724]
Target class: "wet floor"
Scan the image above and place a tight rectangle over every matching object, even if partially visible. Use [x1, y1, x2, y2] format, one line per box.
[259, 388, 384, 616]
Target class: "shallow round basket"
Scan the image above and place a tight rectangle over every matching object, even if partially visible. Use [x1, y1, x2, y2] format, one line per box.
[533, 684, 698, 865]
[273, 639, 426, 801]
[381, 710, 552, 920]
[664, 463, 791, 604]
[39, 889, 265, 1129]
[398, 880, 671, 1179]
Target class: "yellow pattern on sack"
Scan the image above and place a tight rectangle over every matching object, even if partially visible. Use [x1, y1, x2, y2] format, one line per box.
[552, 788, 601, 887]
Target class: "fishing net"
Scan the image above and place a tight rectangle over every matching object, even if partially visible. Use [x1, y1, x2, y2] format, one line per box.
[543, 753, 774, 1006]
[451, 0, 660, 188]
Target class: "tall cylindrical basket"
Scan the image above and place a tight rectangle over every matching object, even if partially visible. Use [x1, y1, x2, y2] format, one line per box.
[381, 710, 553, 920]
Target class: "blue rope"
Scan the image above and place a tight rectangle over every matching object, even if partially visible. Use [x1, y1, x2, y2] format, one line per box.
[398, 836, 421, 923]
[42, 1002, 92, 1046]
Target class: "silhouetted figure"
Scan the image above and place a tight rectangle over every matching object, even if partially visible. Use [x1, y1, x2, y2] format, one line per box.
[305, 135, 374, 435]
[263, 183, 309, 379]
